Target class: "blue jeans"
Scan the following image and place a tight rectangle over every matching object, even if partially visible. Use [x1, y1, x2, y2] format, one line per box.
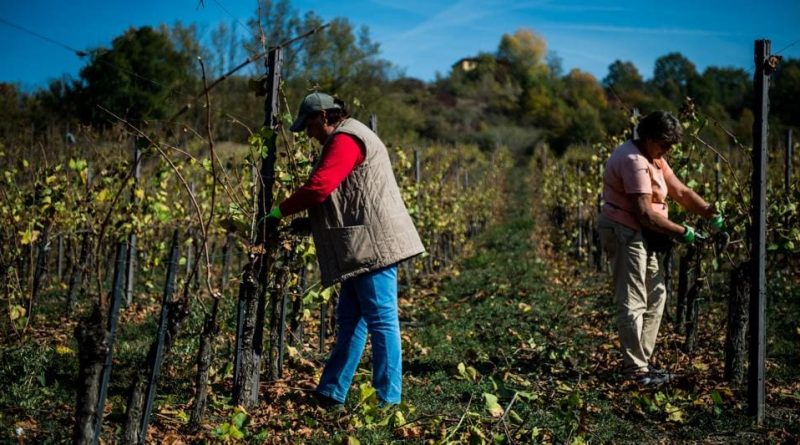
[316, 264, 402, 404]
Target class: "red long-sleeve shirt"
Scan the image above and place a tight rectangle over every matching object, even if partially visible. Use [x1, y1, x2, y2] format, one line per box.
[278, 133, 365, 217]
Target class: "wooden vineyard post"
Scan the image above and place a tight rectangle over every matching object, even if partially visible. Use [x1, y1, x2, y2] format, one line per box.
[715, 152, 722, 202]
[682, 245, 702, 352]
[319, 299, 327, 352]
[232, 277, 247, 396]
[138, 232, 179, 443]
[368, 113, 378, 135]
[576, 164, 583, 261]
[275, 250, 291, 379]
[787, 129, 793, 194]
[220, 233, 233, 290]
[30, 222, 51, 321]
[662, 248, 674, 320]
[232, 46, 283, 408]
[93, 243, 126, 445]
[749, 39, 775, 423]
[190, 297, 220, 430]
[676, 250, 691, 334]
[186, 183, 196, 278]
[290, 267, 306, 346]
[233, 166, 257, 393]
[67, 165, 93, 312]
[57, 234, 65, 282]
[125, 142, 142, 307]
[725, 262, 750, 386]
[594, 193, 604, 272]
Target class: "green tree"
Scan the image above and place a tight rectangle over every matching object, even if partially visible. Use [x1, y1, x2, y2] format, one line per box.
[700, 67, 750, 117]
[651, 52, 698, 107]
[497, 28, 549, 81]
[603, 60, 644, 92]
[772, 58, 800, 128]
[77, 26, 193, 126]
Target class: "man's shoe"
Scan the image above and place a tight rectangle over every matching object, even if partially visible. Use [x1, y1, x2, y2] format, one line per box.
[312, 391, 345, 411]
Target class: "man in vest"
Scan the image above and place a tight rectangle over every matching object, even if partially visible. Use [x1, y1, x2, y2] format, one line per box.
[265, 92, 425, 408]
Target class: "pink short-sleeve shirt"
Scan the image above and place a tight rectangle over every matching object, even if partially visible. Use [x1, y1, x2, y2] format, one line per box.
[602, 140, 673, 231]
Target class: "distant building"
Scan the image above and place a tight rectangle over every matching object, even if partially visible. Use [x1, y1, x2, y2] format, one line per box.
[453, 57, 479, 72]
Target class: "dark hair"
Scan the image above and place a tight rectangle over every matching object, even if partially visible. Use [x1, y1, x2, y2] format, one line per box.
[324, 98, 349, 125]
[636, 111, 683, 145]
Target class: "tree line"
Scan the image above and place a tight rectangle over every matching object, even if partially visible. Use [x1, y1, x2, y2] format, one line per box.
[0, 0, 798, 157]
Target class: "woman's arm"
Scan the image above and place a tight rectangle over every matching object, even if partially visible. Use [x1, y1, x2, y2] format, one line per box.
[664, 173, 715, 218]
[631, 193, 686, 236]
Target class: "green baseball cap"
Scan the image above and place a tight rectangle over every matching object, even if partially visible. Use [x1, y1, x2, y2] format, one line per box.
[290, 92, 341, 132]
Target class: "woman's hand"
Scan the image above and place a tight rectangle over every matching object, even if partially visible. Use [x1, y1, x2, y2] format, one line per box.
[631, 193, 686, 236]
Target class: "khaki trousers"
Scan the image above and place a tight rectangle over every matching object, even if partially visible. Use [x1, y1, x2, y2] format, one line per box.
[598, 214, 667, 374]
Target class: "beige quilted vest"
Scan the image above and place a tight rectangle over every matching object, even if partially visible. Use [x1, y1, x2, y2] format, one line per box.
[308, 118, 425, 287]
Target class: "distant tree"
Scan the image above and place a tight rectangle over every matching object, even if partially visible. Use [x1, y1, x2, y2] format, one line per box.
[603, 60, 644, 93]
[295, 17, 391, 94]
[771, 58, 800, 128]
[497, 28, 549, 83]
[700, 67, 750, 117]
[560, 69, 607, 145]
[651, 52, 698, 106]
[76, 26, 193, 126]
[245, 0, 302, 74]
[0, 83, 27, 143]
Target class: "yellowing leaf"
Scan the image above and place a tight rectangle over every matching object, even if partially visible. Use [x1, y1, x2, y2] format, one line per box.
[95, 188, 110, 202]
[134, 188, 145, 200]
[9, 304, 26, 321]
[55, 345, 74, 356]
[358, 383, 377, 404]
[19, 229, 40, 245]
[665, 403, 685, 422]
[692, 362, 709, 372]
[484, 392, 504, 417]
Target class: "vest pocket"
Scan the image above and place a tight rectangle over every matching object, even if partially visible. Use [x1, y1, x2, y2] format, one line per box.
[329, 225, 378, 272]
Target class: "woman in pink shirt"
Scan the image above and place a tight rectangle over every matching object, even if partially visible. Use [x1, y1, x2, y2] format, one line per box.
[598, 111, 724, 385]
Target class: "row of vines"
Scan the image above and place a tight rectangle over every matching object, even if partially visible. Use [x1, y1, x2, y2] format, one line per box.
[0, 85, 513, 442]
[536, 97, 800, 388]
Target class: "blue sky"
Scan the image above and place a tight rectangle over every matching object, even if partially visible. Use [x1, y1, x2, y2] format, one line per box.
[1, 0, 799, 90]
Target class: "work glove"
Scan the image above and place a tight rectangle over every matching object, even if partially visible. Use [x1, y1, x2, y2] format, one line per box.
[681, 223, 709, 244]
[710, 214, 725, 233]
[681, 224, 697, 244]
[263, 207, 282, 234]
